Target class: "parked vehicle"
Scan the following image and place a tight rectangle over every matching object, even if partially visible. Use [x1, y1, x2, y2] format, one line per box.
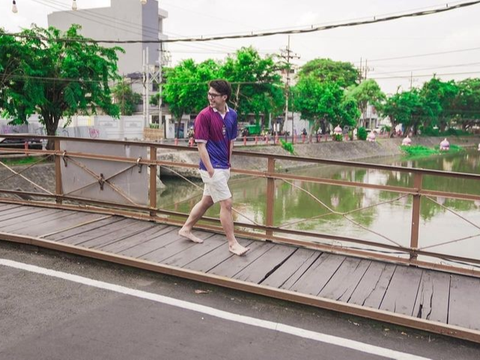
[0, 135, 43, 151]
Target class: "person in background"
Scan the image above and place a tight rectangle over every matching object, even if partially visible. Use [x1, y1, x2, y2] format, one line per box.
[178, 79, 249, 256]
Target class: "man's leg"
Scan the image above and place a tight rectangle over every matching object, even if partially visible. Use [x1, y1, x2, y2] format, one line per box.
[179, 195, 214, 243]
[219, 198, 249, 256]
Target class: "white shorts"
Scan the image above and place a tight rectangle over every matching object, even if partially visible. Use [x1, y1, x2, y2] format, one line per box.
[199, 169, 231, 203]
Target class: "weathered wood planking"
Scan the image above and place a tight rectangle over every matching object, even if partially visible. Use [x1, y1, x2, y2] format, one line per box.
[289, 253, 345, 295]
[57, 219, 139, 245]
[34, 212, 106, 237]
[380, 266, 422, 316]
[45, 217, 122, 241]
[318, 258, 371, 302]
[449, 275, 480, 330]
[9, 212, 86, 236]
[412, 270, 450, 323]
[0, 207, 51, 226]
[119, 227, 183, 258]
[99, 225, 171, 253]
[348, 262, 396, 309]
[162, 234, 226, 268]
[82, 221, 157, 249]
[183, 238, 254, 273]
[234, 244, 297, 284]
[141, 231, 214, 263]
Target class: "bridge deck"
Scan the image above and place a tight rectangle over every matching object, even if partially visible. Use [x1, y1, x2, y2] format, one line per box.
[1, 203, 480, 342]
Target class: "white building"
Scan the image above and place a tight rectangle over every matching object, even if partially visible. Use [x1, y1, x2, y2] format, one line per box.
[48, 0, 168, 77]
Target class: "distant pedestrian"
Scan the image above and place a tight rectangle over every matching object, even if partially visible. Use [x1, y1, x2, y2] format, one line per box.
[178, 79, 249, 256]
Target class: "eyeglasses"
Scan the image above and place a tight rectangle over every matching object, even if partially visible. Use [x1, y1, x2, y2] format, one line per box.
[207, 92, 223, 98]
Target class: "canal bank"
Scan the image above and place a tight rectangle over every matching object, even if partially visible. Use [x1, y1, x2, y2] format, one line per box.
[158, 135, 480, 179]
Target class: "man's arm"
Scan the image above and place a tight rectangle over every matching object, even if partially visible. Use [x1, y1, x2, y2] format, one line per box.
[230, 140, 235, 161]
[197, 142, 214, 177]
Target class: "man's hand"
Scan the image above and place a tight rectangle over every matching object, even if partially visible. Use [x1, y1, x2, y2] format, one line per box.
[207, 168, 215, 178]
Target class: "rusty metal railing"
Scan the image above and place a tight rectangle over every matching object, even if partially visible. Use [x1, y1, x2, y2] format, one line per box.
[0, 134, 479, 277]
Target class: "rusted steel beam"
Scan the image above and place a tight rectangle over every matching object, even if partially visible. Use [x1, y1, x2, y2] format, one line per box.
[410, 173, 422, 261]
[149, 146, 157, 217]
[54, 139, 63, 205]
[265, 157, 275, 237]
[1, 232, 480, 344]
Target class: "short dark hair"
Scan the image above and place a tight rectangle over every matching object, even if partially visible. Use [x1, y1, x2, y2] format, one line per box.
[209, 79, 232, 101]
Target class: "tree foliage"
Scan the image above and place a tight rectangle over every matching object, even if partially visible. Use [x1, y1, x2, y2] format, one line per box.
[298, 58, 359, 89]
[0, 25, 122, 145]
[112, 80, 141, 116]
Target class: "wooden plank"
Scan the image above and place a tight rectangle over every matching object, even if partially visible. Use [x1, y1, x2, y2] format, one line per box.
[119, 227, 182, 258]
[5, 211, 78, 234]
[36, 213, 107, 238]
[81, 221, 157, 249]
[0, 207, 49, 224]
[45, 217, 123, 241]
[142, 231, 214, 263]
[162, 234, 227, 268]
[289, 253, 345, 295]
[207, 241, 274, 278]
[234, 244, 297, 284]
[184, 238, 254, 273]
[412, 270, 450, 323]
[58, 219, 137, 245]
[0, 203, 22, 213]
[262, 248, 319, 289]
[1, 209, 66, 232]
[318, 258, 371, 301]
[449, 275, 480, 330]
[380, 265, 422, 316]
[348, 262, 396, 309]
[99, 224, 171, 253]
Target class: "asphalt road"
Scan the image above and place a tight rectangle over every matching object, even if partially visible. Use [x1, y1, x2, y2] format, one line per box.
[1, 242, 479, 360]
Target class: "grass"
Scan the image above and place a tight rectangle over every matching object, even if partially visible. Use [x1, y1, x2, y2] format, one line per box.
[0, 156, 44, 166]
[400, 144, 465, 159]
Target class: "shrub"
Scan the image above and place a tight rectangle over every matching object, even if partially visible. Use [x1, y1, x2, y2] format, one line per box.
[357, 127, 367, 140]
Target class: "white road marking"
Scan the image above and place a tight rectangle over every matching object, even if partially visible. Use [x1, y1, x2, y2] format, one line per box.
[0, 258, 431, 360]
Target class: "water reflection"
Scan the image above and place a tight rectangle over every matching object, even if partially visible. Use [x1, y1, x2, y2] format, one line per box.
[159, 149, 480, 261]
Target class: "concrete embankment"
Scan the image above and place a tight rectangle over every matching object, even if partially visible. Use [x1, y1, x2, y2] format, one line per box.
[158, 136, 479, 179]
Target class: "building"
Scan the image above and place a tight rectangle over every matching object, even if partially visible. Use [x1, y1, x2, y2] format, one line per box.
[48, 0, 169, 130]
[48, 0, 168, 77]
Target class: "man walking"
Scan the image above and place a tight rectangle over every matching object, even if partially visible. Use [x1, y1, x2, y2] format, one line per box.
[178, 79, 249, 256]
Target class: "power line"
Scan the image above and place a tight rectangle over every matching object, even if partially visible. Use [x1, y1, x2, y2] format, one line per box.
[6, 1, 480, 44]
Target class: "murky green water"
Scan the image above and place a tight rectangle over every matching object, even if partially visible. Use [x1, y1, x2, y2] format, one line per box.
[159, 149, 480, 261]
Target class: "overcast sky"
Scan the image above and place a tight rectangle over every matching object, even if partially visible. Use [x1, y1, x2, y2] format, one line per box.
[3, 0, 480, 95]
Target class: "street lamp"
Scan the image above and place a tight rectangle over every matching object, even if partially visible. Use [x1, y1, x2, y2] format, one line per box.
[12, 0, 18, 13]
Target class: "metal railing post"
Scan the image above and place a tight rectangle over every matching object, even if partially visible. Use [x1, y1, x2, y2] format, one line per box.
[54, 138, 63, 204]
[410, 173, 422, 261]
[266, 156, 276, 237]
[149, 145, 157, 218]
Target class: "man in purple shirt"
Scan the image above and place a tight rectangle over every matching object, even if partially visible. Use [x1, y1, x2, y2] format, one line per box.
[178, 79, 249, 256]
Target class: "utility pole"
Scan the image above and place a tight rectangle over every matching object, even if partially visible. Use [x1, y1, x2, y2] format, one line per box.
[280, 36, 300, 135]
[358, 58, 373, 82]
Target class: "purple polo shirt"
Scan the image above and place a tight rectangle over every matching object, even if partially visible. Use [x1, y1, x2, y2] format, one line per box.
[194, 106, 238, 170]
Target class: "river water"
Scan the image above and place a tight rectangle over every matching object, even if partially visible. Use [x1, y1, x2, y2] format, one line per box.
[159, 149, 480, 263]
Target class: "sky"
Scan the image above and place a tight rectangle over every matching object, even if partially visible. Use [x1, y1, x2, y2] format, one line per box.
[2, 0, 480, 95]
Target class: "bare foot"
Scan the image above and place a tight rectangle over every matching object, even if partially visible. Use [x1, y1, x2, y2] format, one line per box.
[229, 242, 249, 256]
[178, 228, 204, 243]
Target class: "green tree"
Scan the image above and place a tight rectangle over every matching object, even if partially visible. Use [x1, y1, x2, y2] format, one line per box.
[112, 80, 141, 116]
[221, 47, 284, 128]
[161, 59, 219, 137]
[383, 89, 423, 136]
[450, 78, 480, 131]
[293, 76, 359, 133]
[0, 25, 122, 147]
[346, 79, 386, 127]
[419, 78, 458, 133]
[298, 58, 359, 89]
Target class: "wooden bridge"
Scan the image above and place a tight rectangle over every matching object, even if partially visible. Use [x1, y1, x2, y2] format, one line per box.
[0, 135, 480, 344]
